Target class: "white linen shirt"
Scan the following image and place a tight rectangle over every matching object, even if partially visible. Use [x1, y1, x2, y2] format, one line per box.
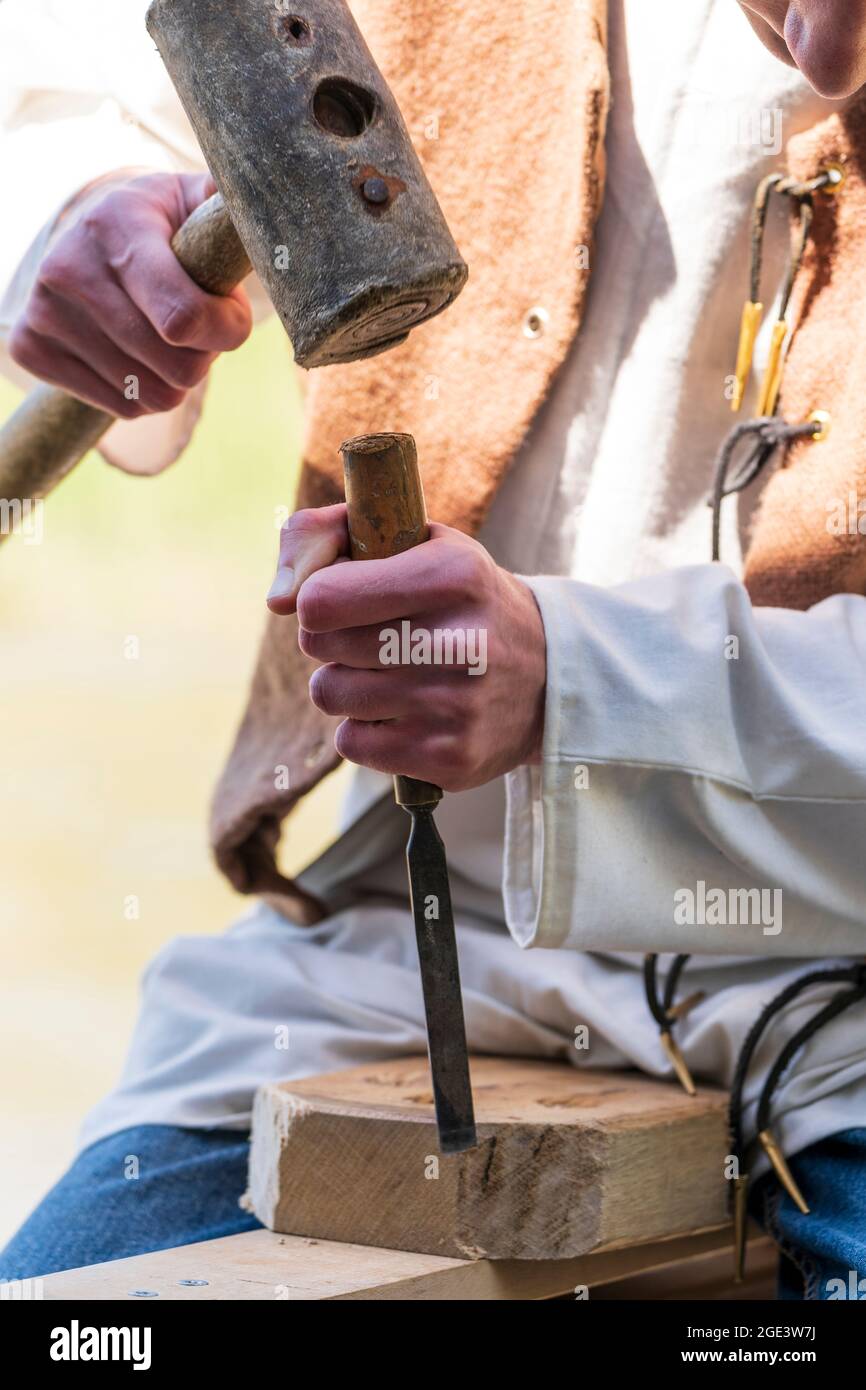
[2, 0, 866, 1176]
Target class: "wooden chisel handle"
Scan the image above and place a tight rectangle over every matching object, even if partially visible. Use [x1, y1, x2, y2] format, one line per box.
[0, 193, 251, 520]
[340, 431, 440, 808]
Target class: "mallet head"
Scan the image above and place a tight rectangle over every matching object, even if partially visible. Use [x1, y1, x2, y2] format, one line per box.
[146, 0, 468, 366]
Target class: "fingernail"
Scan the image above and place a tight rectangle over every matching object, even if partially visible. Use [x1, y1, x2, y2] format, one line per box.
[267, 567, 295, 603]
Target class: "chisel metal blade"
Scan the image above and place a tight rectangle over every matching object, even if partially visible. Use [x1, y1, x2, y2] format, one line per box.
[401, 792, 477, 1154]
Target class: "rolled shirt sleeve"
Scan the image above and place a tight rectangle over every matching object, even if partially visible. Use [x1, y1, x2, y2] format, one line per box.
[504, 564, 866, 958]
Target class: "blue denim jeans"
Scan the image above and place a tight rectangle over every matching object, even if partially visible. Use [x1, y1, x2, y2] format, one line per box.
[0, 1126, 260, 1281]
[751, 1127, 866, 1300]
[1, 1124, 865, 1297]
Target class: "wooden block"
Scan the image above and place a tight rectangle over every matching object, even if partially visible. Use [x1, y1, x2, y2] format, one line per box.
[40, 1225, 762, 1302]
[247, 1056, 732, 1260]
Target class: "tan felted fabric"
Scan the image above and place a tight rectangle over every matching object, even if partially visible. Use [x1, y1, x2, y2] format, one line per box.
[744, 94, 866, 608]
[210, 0, 610, 916]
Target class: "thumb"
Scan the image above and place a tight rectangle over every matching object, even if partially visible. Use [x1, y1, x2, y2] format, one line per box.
[267, 503, 350, 615]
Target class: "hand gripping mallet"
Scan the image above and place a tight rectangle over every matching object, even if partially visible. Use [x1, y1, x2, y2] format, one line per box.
[0, 0, 466, 516]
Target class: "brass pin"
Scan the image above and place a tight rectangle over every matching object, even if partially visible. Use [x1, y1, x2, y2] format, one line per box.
[821, 162, 845, 196]
[733, 1173, 750, 1284]
[731, 300, 763, 412]
[667, 989, 706, 1022]
[660, 1030, 696, 1096]
[759, 1128, 810, 1214]
[755, 320, 788, 417]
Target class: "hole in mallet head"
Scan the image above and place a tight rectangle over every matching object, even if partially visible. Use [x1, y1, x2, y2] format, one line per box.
[313, 77, 377, 137]
[274, 13, 312, 44]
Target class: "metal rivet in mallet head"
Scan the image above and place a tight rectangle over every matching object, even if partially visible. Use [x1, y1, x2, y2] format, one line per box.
[362, 176, 390, 205]
[178, 1279, 209, 1287]
[129, 1289, 159, 1298]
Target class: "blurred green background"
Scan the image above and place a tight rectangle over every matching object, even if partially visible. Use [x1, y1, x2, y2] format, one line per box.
[0, 322, 346, 1245]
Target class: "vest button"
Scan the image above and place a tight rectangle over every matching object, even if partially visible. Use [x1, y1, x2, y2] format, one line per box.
[523, 306, 548, 339]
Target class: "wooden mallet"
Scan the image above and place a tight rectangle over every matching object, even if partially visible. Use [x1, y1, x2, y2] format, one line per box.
[0, 0, 467, 512]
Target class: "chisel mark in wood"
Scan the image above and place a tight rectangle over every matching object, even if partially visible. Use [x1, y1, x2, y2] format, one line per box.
[481, 1137, 498, 1188]
[530, 1129, 549, 1162]
[537, 1088, 627, 1108]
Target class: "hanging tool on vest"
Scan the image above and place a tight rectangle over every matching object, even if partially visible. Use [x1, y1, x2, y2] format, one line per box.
[653, 159, 852, 1283]
[341, 432, 477, 1154]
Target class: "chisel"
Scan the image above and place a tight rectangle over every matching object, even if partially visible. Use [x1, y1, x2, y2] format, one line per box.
[341, 432, 477, 1154]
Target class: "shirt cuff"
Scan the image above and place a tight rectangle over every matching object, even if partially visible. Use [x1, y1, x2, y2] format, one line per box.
[503, 568, 866, 957]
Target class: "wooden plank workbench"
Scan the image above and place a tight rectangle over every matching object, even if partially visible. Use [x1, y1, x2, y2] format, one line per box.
[36, 1059, 776, 1301]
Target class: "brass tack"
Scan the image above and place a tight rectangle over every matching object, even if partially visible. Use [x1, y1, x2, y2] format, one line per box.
[821, 163, 845, 195]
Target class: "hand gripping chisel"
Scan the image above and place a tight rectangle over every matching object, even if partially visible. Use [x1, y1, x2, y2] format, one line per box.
[340, 431, 477, 1154]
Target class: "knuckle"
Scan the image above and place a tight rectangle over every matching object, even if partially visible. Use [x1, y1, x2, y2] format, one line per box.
[7, 321, 41, 372]
[309, 666, 340, 715]
[159, 298, 204, 347]
[128, 172, 171, 198]
[25, 286, 59, 337]
[333, 719, 361, 763]
[220, 305, 251, 349]
[91, 184, 152, 237]
[84, 188, 124, 225]
[38, 248, 78, 299]
[80, 205, 113, 242]
[162, 352, 211, 390]
[279, 509, 318, 564]
[297, 627, 327, 661]
[296, 576, 328, 632]
[281, 509, 320, 542]
[444, 547, 490, 604]
[146, 380, 187, 413]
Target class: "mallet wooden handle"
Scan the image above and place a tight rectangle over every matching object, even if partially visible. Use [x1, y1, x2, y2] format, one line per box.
[0, 193, 250, 516]
[341, 432, 441, 808]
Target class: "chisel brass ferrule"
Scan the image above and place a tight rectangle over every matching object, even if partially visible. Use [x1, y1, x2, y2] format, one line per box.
[758, 1128, 810, 1213]
[731, 299, 763, 412]
[660, 1030, 696, 1096]
[394, 775, 442, 810]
